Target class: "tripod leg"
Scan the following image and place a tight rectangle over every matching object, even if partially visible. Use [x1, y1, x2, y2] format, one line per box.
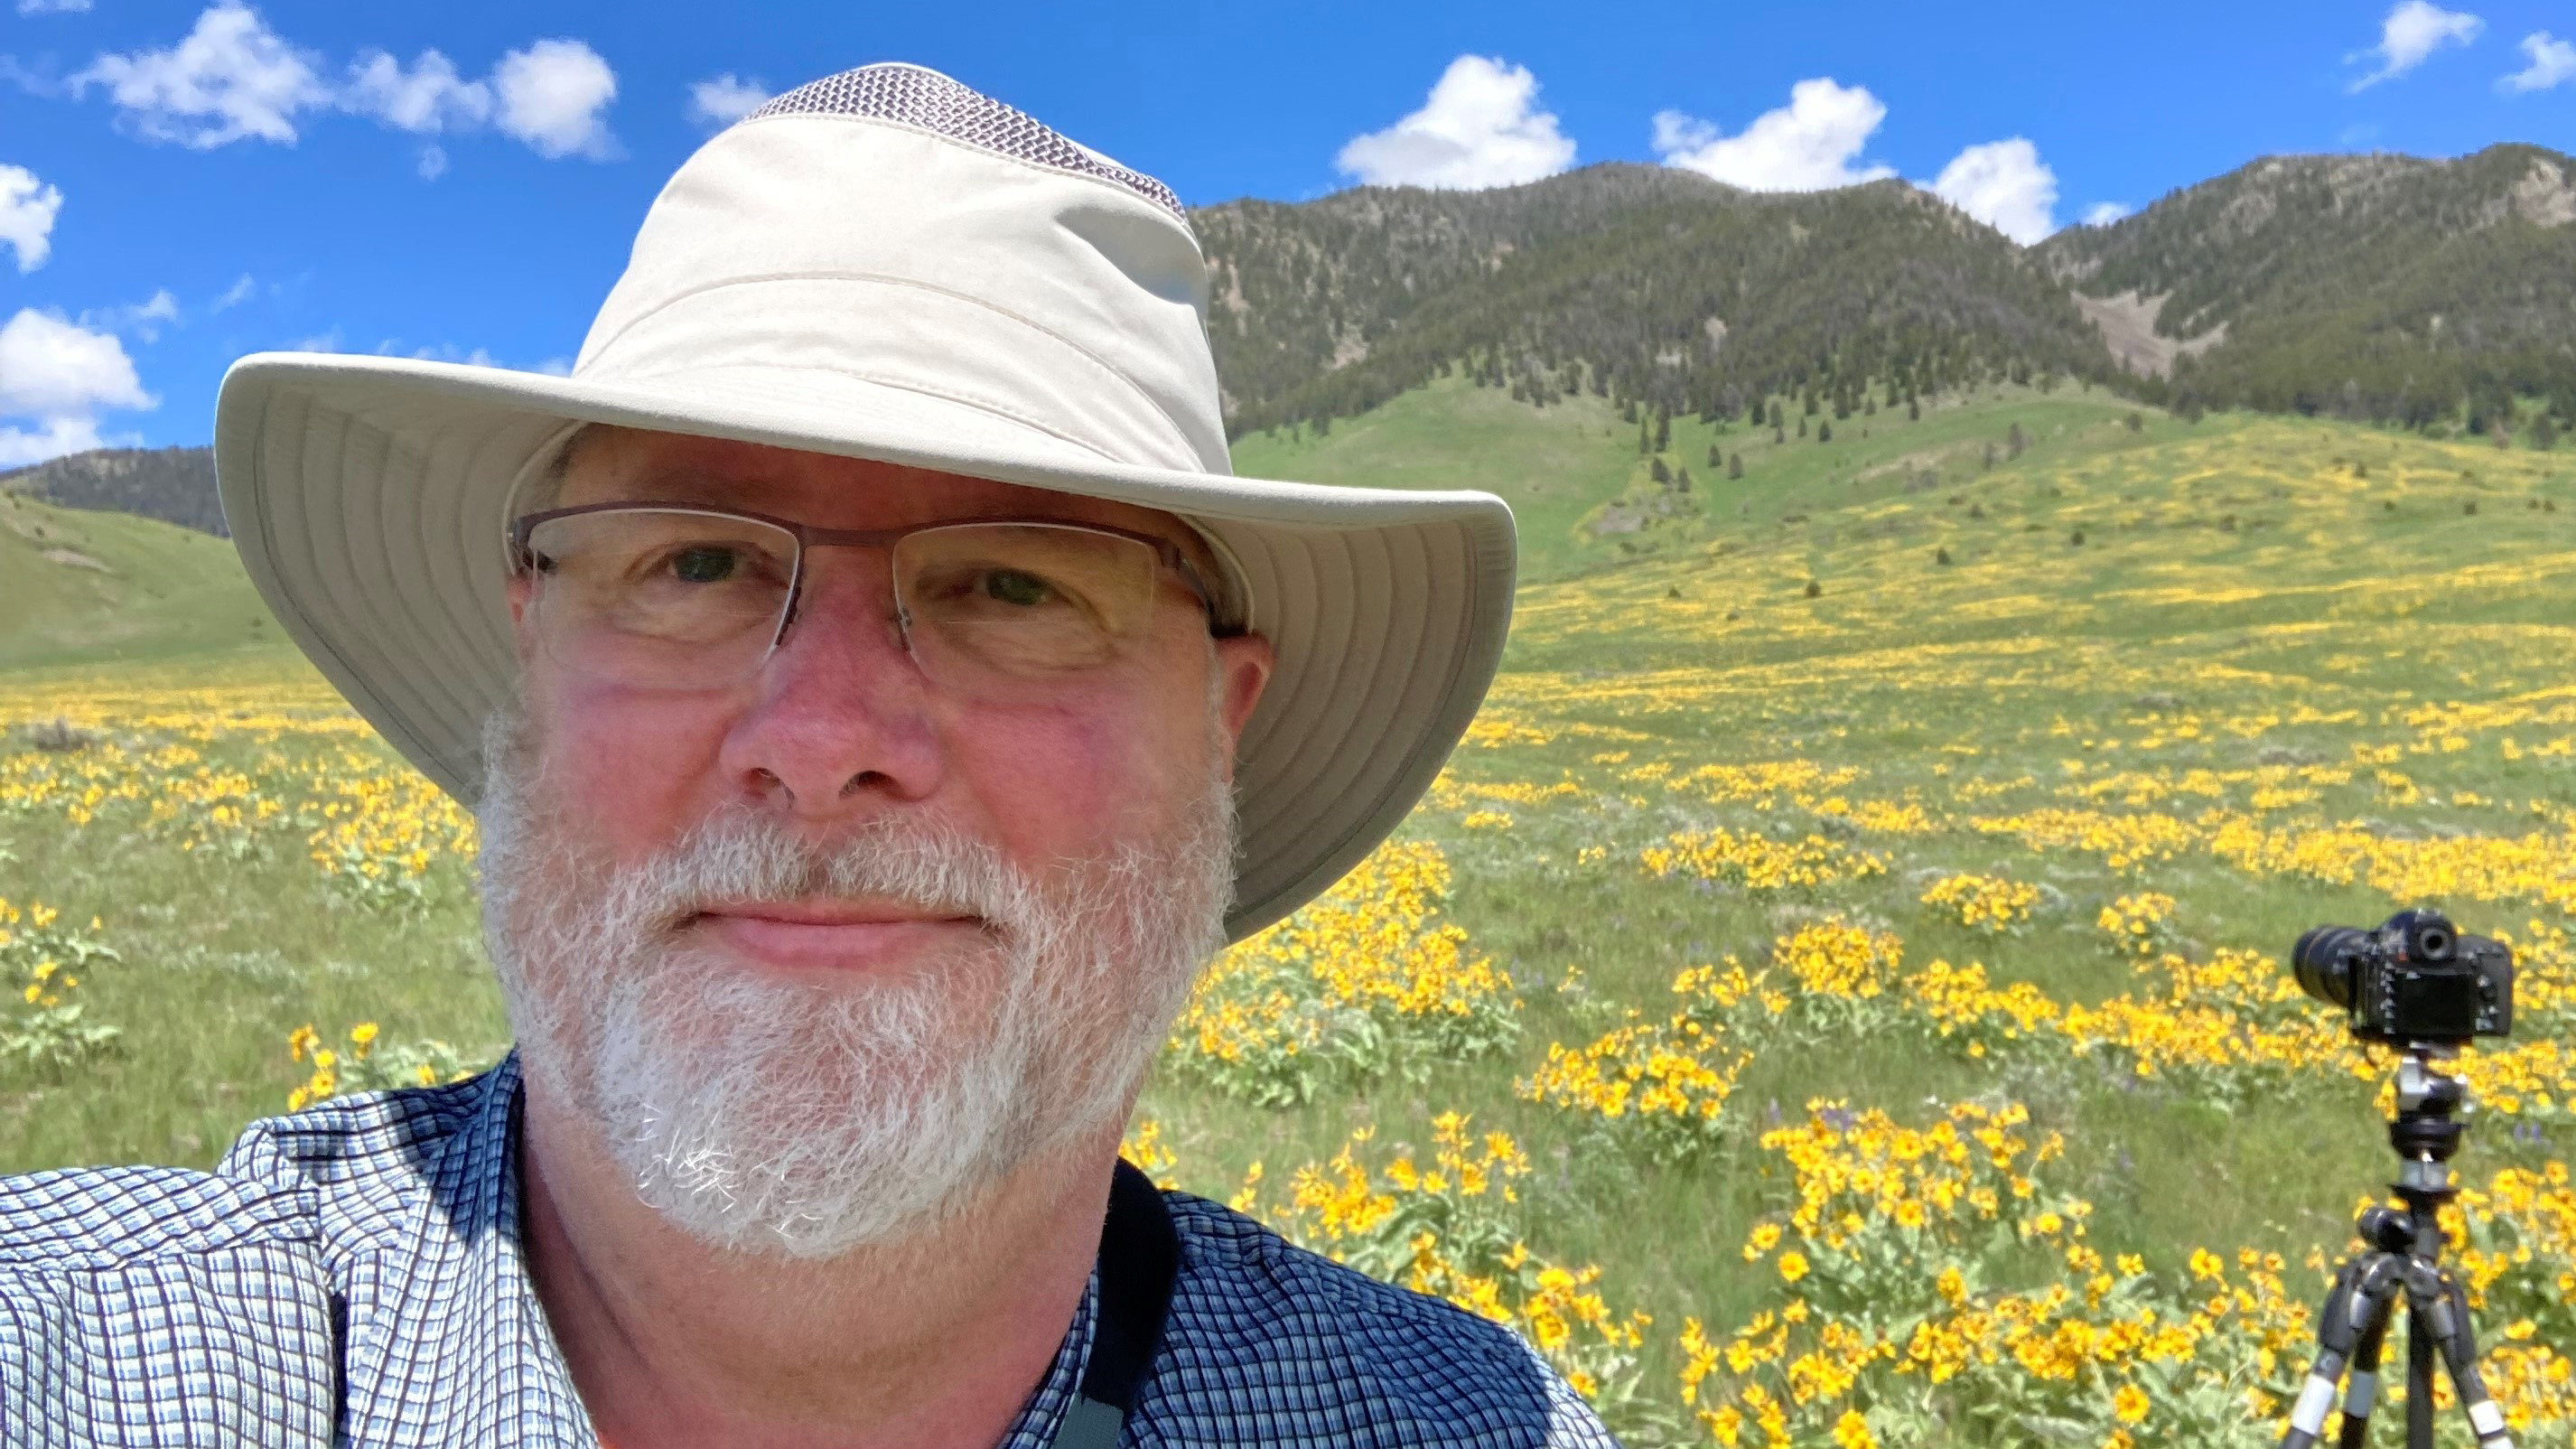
[2411, 1267, 2515, 1449]
[2406, 1308, 2435, 1449]
[2333, 1286, 2397, 1449]
[2282, 1257, 2398, 1449]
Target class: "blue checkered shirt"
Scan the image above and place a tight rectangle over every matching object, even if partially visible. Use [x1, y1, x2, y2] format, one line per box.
[0, 1053, 1619, 1446]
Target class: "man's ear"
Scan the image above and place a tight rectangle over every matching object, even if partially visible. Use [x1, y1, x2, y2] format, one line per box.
[1210, 632, 1274, 782]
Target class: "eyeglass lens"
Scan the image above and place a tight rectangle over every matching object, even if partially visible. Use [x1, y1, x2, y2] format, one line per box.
[519, 509, 1166, 693]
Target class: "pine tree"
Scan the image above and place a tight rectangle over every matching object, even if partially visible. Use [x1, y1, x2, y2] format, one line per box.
[1908, 397, 1920, 422]
[2006, 422, 2026, 460]
[1650, 456, 1672, 484]
[1709, 444, 1723, 468]
[1675, 467, 1693, 494]
[1655, 412, 1672, 453]
[1769, 400, 1785, 430]
[1638, 414, 1651, 454]
[1728, 453, 1743, 481]
[1817, 420, 1833, 443]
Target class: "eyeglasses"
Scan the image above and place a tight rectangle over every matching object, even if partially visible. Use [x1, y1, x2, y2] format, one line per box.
[506, 502, 1235, 695]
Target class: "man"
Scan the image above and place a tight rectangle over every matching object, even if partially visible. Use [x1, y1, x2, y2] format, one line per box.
[0, 62, 1613, 1449]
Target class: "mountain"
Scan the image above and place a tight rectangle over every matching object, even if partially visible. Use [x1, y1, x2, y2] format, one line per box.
[0, 445, 225, 537]
[1197, 164, 2123, 438]
[2035, 143, 2576, 428]
[13, 144, 2572, 534]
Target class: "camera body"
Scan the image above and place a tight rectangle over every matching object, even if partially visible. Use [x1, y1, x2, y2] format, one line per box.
[2293, 908, 2514, 1046]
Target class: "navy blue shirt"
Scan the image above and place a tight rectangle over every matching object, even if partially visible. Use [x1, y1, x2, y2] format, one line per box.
[0, 1053, 1618, 1446]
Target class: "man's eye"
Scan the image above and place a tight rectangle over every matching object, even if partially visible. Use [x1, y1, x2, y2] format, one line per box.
[980, 569, 1056, 607]
[667, 546, 741, 584]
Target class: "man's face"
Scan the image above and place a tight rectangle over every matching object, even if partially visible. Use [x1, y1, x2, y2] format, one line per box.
[478, 425, 1272, 1257]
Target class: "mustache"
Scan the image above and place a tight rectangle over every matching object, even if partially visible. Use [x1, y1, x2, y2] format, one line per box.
[591, 804, 1050, 943]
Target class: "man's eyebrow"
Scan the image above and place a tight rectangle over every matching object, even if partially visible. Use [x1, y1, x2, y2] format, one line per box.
[573, 465, 798, 508]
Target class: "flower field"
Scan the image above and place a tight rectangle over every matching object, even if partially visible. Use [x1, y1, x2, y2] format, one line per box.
[5, 403, 2574, 1444]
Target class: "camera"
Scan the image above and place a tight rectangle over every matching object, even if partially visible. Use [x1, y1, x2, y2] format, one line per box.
[2292, 908, 2514, 1046]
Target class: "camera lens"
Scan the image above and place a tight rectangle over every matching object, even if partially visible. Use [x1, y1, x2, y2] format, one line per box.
[2293, 926, 2366, 1009]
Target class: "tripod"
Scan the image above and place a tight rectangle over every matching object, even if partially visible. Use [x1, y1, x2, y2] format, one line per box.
[2278, 1051, 2515, 1449]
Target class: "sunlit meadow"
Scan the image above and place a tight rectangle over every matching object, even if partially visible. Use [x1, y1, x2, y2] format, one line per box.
[5, 397, 2573, 1445]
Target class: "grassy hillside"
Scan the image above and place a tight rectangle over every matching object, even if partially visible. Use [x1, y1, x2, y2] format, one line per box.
[5, 386, 2574, 1444]
[1234, 370, 2161, 583]
[0, 493, 289, 672]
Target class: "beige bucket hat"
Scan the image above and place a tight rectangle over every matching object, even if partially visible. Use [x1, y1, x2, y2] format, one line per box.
[213, 61, 1514, 940]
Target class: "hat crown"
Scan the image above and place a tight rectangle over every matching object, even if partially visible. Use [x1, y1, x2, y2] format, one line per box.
[742, 64, 1188, 223]
[573, 62, 1229, 477]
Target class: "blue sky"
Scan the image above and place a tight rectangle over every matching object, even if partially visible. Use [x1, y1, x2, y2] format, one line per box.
[2, 0, 2571, 463]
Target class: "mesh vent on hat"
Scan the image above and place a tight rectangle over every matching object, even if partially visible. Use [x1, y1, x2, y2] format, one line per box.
[743, 63, 1188, 224]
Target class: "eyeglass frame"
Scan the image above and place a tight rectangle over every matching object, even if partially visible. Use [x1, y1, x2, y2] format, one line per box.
[504, 500, 1247, 681]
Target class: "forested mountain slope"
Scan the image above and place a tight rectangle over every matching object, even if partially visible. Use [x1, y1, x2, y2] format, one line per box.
[2035, 143, 2576, 427]
[1199, 164, 2120, 437]
[0, 446, 225, 538]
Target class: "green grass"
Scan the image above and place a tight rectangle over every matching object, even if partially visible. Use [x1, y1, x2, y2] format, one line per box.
[0, 494, 291, 671]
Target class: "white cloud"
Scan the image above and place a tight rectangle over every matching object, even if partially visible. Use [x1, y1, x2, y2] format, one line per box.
[2499, 32, 2576, 92]
[493, 39, 617, 160]
[531, 356, 573, 377]
[0, 164, 63, 272]
[1334, 55, 1574, 190]
[15, 0, 93, 14]
[59, 7, 617, 164]
[1652, 79, 1894, 192]
[2082, 201, 2132, 227]
[0, 416, 110, 466]
[0, 308, 156, 464]
[289, 329, 341, 352]
[1928, 137, 2059, 245]
[687, 72, 770, 128]
[343, 48, 491, 133]
[70, 2, 332, 147]
[79, 288, 182, 341]
[211, 273, 257, 311]
[388, 341, 501, 367]
[2347, 1, 2485, 90]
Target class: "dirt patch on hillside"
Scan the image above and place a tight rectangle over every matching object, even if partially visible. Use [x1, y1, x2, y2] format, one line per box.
[2074, 290, 2228, 379]
[1856, 444, 1983, 483]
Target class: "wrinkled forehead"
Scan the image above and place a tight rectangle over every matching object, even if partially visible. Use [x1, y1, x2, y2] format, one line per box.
[542, 422, 1210, 547]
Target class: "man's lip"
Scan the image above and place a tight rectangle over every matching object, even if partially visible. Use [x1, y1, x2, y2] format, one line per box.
[691, 900, 977, 928]
[685, 902, 987, 972]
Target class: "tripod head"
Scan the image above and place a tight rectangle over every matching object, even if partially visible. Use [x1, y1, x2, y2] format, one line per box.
[2379, 1050, 2469, 1262]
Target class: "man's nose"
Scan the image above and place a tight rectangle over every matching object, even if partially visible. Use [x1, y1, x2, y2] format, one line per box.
[713, 548, 946, 816]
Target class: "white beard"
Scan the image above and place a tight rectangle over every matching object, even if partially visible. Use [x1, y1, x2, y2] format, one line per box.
[474, 706, 1236, 1259]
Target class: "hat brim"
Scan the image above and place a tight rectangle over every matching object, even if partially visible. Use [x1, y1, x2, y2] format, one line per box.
[214, 351, 1514, 940]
